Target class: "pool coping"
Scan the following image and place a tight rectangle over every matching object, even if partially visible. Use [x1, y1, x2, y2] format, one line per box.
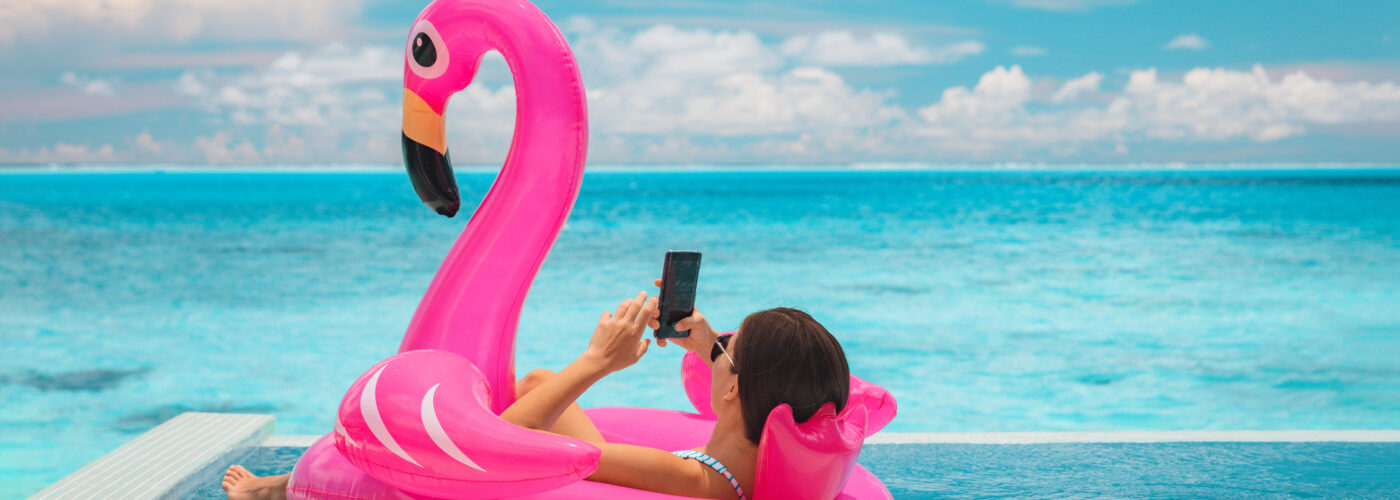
[33, 412, 1400, 499]
[32, 412, 272, 500]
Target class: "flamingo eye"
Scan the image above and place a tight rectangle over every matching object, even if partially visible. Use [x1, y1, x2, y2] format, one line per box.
[412, 33, 437, 67]
[408, 20, 449, 79]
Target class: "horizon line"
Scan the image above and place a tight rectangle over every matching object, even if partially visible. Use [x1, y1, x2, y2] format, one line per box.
[2, 162, 1399, 174]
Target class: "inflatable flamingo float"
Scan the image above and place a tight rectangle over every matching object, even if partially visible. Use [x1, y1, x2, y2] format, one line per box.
[285, 0, 897, 498]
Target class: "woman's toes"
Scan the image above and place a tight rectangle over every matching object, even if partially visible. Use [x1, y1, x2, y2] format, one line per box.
[223, 465, 255, 493]
[231, 465, 253, 479]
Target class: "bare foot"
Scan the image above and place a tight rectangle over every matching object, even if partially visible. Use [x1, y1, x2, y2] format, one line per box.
[222, 465, 289, 500]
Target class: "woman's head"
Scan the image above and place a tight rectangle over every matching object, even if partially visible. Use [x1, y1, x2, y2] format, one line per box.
[720, 307, 850, 444]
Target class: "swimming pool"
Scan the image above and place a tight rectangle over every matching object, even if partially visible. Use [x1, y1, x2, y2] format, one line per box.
[188, 434, 1400, 498]
[4, 167, 1400, 497]
[32, 412, 1400, 498]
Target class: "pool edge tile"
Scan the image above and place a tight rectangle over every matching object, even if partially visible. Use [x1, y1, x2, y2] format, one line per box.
[31, 412, 273, 500]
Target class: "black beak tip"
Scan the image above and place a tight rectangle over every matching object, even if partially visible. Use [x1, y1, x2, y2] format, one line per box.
[402, 132, 461, 218]
[434, 200, 459, 218]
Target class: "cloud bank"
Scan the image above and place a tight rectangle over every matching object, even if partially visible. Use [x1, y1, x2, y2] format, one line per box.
[4, 17, 1400, 164]
[780, 31, 985, 66]
[0, 0, 367, 51]
[917, 64, 1400, 156]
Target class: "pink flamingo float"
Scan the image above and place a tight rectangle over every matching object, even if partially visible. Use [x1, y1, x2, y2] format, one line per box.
[284, 0, 897, 498]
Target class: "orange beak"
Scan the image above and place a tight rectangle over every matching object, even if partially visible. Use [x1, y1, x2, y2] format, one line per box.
[402, 88, 459, 217]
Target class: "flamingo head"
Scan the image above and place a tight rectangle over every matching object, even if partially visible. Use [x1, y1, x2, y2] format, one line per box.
[401, 2, 493, 218]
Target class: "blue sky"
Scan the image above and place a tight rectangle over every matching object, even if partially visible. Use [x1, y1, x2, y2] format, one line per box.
[1, 0, 1397, 165]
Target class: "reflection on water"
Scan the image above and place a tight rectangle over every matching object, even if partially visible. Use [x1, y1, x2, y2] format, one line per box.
[17, 368, 151, 392]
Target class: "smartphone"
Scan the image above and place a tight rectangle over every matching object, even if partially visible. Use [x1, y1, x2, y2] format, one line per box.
[654, 250, 702, 338]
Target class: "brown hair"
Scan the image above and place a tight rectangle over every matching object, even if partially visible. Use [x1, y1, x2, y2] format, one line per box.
[733, 307, 850, 444]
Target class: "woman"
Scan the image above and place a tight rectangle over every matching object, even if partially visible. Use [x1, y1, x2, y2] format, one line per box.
[225, 283, 850, 500]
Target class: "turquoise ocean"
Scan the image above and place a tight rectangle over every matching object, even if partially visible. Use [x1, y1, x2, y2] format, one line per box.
[3, 167, 1399, 497]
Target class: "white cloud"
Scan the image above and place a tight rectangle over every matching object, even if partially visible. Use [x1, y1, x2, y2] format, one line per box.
[174, 72, 209, 96]
[681, 67, 904, 134]
[572, 24, 908, 146]
[916, 64, 1400, 154]
[58, 72, 118, 96]
[0, 132, 203, 163]
[1051, 72, 1103, 103]
[1011, 46, 1048, 57]
[134, 132, 162, 154]
[429, 21, 914, 163]
[175, 42, 523, 164]
[189, 43, 399, 130]
[1122, 66, 1400, 140]
[442, 83, 520, 164]
[1165, 33, 1211, 51]
[631, 25, 781, 77]
[194, 130, 261, 164]
[779, 31, 983, 66]
[0, 0, 368, 52]
[0, 142, 116, 163]
[919, 65, 1032, 125]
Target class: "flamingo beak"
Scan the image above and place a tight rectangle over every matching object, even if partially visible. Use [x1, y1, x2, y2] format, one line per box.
[403, 88, 460, 217]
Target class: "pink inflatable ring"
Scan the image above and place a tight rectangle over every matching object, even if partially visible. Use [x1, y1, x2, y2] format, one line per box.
[285, 0, 898, 498]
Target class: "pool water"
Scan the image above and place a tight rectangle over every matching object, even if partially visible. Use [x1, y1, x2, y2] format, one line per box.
[192, 442, 1400, 499]
[863, 441, 1400, 498]
[4, 167, 1400, 497]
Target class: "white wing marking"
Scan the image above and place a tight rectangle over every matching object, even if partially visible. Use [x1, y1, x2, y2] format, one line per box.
[421, 384, 486, 472]
[361, 366, 422, 467]
[334, 415, 358, 447]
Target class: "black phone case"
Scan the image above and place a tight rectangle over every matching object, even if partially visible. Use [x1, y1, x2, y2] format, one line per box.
[654, 251, 701, 338]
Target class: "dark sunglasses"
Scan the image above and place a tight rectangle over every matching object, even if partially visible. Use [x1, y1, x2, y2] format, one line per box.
[709, 334, 736, 367]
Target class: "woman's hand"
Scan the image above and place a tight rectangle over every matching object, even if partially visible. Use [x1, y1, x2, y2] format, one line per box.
[583, 291, 657, 374]
[650, 279, 721, 357]
[502, 292, 656, 431]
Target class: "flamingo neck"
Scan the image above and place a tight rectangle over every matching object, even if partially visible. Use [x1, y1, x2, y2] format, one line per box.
[398, 0, 587, 415]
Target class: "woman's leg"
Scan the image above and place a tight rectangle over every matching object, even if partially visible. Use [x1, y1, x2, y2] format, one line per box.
[512, 368, 606, 445]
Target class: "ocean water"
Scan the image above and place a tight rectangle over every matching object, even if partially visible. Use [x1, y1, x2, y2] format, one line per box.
[3, 167, 1399, 497]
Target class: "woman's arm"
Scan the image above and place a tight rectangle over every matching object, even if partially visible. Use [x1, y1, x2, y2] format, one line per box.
[501, 291, 657, 432]
[590, 443, 737, 499]
[503, 289, 735, 498]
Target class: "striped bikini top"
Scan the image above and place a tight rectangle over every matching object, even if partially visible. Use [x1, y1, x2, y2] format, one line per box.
[673, 450, 747, 500]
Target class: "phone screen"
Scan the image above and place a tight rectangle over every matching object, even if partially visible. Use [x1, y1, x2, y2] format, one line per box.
[654, 251, 701, 338]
